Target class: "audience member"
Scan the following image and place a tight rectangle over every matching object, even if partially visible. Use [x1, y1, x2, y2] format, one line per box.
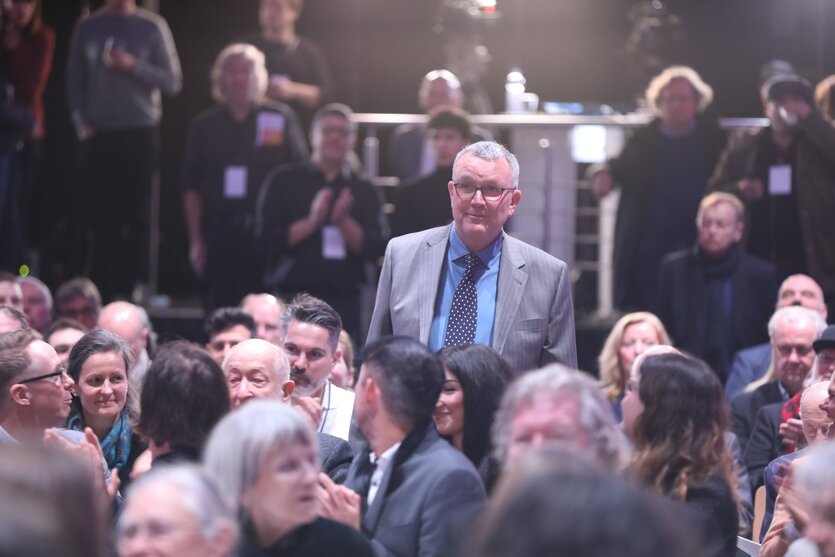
[464, 448, 701, 557]
[2, 0, 54, 254]
[0, 445, 104, 557]
[707, 69, 835, 307]
[65, 329, 145, 488]
[203, 306, 256, 365]
[19, 275, 51, 333]
[256, 103, 386, 340]
[43, 317, 86, 367]
[98, 301, 153, 391]
[624, 352, 739, 557]
[245, 0, 336, 130]
[134, 341, 230, 465]
[118, 465, 237, 557]
[597, 311, 670, 421]
[183, 43, 308, 310]
[328, 328, 355, 390]
[319, 336, 487, 557]
[368, 141, 577, 371]
[220, 338, 353, 483]
[591, 65, 727, 311]
[241, 292, 285, 345]
[390, 106, 471, 237]
[493, 363, 626, 470]
[389, 69, 492, 182]
[53, 276, 101, 330]
[756, 381, 831, 541]
[0, 303, 27, 333]
[204, 401, 373, 557]
[793, 440, 835, 557]
[0, 272, 22, 309]
[66, 0, 182, 301]
[726, 274, 828, 399]
[281, 294, 354, 442]
[815, 74, 835, 121]
[435, 343, 514, 492]
[657, 192, 777, 383]
[730, 306, 826, 450]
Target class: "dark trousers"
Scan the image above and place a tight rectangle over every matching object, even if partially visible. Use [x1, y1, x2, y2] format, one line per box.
[81, 127, 158, 302]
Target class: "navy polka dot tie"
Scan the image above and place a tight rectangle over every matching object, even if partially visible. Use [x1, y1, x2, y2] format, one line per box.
[444, 253, 479, 347]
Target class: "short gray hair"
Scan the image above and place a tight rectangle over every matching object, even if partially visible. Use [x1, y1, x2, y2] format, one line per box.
[492, 364, 626, 469]
[203, 401, 317, 516]
[210, 43, 268, 104]
[220, 338, 290, 383]
[121, 465, 236, 542]
[453, 141, 520, 189]
[769, 306, 827, 342]
[19, 277, 52, 310]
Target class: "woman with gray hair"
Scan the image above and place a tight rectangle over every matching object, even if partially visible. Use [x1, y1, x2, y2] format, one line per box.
[204, 400, 373, 556]
[65, 328, 145, 488]
[589, 65, 727, 311]
[182, 42, 308, 310]
[118, 465, 237, 557]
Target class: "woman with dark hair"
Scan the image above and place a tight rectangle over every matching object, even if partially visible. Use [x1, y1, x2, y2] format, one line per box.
[66, 328, 144, 487]
[434, 344, 514, 491]
[134, 341, 230, 466]
[624, 352, 738, 557]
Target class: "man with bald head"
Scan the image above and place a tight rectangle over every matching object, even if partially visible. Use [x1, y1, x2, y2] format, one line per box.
[98, 301, 152, 390]
[726, 274, 828, 399]
[220, 338, 352, 482]
[241, 293, 285, 345]
[389, 69, 492, 182]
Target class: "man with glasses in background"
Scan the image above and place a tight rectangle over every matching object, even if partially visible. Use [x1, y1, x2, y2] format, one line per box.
[256, 103, 385, 341]
[367, 141, 577, 372]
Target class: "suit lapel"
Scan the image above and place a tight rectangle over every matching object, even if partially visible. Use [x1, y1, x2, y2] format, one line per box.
[417, 226, 451, 342]
[492, 233, 527, 354]
[363, 459, 394, 535]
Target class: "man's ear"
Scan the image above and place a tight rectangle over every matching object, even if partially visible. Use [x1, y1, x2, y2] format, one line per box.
[9, 384, 31, 406]
[332, 348, 342, 366]
[281, 379, 295, 402]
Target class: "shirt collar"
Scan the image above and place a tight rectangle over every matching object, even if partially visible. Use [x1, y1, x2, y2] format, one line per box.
[369, 441, 401, 466]
[449, 225, 503, 268]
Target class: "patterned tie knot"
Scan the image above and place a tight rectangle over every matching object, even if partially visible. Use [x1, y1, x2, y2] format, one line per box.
[463, 253, 480, 276]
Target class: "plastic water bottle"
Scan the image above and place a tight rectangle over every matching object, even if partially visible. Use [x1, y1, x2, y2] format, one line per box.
[505, 67, 526, 113]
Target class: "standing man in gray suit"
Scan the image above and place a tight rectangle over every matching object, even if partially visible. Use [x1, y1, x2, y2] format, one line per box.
[367, 141, 577, 372]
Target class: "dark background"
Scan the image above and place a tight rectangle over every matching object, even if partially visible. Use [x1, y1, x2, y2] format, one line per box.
[37, 0, 835, 299]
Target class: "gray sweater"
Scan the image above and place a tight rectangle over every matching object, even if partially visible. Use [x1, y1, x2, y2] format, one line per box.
[67, 6, 181, 134]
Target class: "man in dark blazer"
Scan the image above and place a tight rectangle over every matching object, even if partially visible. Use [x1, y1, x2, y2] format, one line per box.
[320, 336, 486, 557]
[725, 274, 829, 399]
[657, 192, 776, 384]
[730, 306, 825, 449]
[368, 141, 577, 372]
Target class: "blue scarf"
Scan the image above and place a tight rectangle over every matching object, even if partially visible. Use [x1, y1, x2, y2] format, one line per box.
[66, 411, 134, 472]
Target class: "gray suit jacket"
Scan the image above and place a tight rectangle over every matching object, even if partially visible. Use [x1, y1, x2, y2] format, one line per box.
[345, 421, 486, 557]
[367, 225, 577, 372]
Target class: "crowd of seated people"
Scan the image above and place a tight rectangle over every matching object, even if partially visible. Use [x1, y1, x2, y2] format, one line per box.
[1, 2, 835, 554]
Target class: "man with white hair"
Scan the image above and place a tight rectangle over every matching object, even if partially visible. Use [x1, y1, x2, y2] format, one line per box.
[182, 43, 307, 310]
[220, 337, 352, 482]
[730, 305, 827, 450]
[98, 301, 153, 391]
[493, 364, 626, 470]
[726, 274, 828, 400]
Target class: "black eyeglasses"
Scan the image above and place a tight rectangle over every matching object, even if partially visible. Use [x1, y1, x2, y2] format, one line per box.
[18, 366, 67, 385]
[453, 182, 515, 200]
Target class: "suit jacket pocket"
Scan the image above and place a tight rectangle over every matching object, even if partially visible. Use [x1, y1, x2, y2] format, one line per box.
[510, 318, 546, 332]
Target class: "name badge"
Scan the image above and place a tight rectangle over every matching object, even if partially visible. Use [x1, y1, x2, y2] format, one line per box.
[322, 225, 347, 260]
[768, 164, 792, 196]
[223, 166, 247, 199]
[255, 112, 285, 147]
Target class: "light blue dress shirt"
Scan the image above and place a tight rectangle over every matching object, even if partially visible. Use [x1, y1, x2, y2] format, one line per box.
[428, 226, 503, 351]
